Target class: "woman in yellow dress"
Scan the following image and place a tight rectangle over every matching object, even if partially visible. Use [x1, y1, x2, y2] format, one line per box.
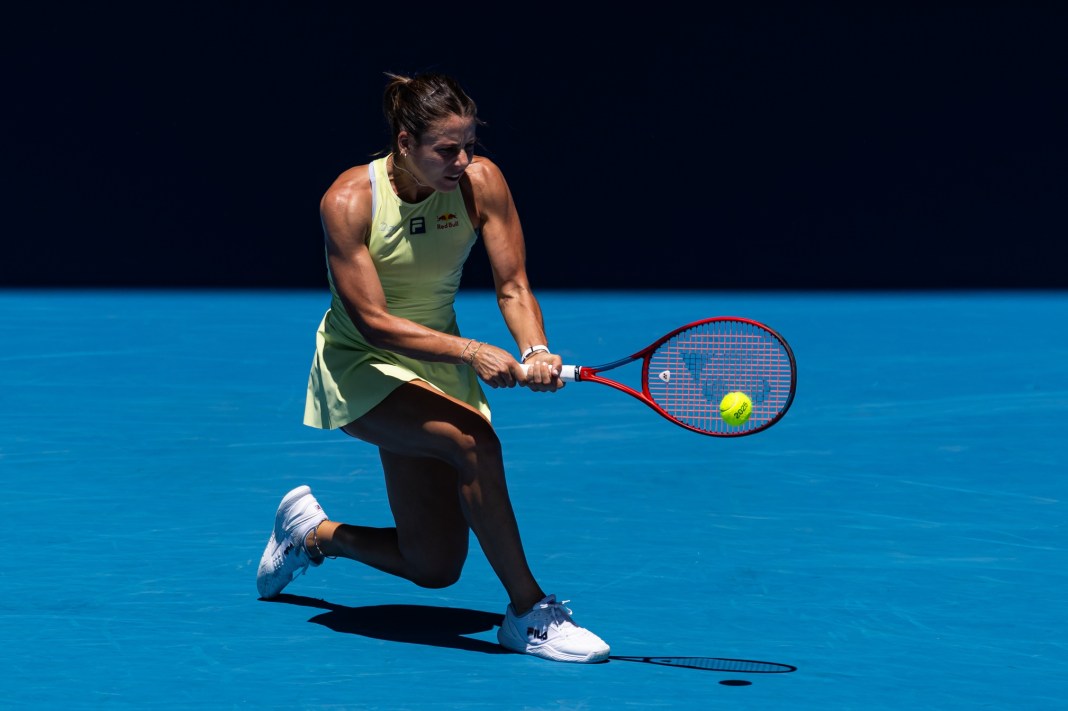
[256, 71, 609, 664]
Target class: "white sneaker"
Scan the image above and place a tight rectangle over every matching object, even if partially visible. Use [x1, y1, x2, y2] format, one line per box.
[497, 594, 610, 663]
[256, 485, 329, 599]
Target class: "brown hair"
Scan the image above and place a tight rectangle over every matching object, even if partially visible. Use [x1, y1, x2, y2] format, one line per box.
[381, 72, 482, 155]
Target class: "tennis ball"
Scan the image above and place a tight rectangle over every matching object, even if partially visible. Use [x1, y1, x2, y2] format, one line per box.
[719, 391, 752, 426]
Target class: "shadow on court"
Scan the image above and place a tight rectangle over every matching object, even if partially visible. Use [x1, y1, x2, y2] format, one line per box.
[263, 595, 507, 655]
[263, 595, 798, 675]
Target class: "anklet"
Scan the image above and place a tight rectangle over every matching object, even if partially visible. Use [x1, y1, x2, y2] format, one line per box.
[310, 523, 336, 560]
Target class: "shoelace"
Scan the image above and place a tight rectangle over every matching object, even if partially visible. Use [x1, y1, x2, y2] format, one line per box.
[533, 597, 575, 629]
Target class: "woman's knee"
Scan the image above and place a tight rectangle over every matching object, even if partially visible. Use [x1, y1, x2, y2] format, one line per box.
[396, 522, 470, 589]
[448, 416, 503, 469]
[409, 555, 466, 589]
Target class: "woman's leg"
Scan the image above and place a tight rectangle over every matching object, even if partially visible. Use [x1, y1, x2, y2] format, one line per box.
[313, 453, 469, 588]
[312, 381, 545, 614]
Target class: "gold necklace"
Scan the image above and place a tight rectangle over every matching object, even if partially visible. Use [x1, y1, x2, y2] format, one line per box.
[390, 154, 430, 189]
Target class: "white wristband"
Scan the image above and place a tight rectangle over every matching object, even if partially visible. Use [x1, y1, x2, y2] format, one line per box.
[520, 344, 549, 362]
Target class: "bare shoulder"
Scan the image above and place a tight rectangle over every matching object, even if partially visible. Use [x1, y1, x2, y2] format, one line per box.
[318, 162, 373, 219]
[464, 156, 511, 211]
[320, 163, 374, 237]
[465, 155, 506, 189]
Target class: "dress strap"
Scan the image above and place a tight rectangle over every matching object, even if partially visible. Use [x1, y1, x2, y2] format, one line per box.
[368, 160, 378, 223]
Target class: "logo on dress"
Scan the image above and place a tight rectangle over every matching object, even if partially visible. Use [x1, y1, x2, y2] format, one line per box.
[436, 213, 459, 230]
[410, 217, 426, 234]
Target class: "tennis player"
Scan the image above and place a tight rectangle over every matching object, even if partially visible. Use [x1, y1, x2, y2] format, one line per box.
[256, 71, 609, 663]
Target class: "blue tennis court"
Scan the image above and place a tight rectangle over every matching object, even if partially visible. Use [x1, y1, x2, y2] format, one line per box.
[2, 289, 1065, 709]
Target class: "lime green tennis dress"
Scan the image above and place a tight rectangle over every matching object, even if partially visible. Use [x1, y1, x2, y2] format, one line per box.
[303, 156, 491, 429]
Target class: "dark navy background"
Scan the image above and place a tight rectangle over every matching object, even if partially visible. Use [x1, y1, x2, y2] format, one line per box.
[4, 4, 1066, 290]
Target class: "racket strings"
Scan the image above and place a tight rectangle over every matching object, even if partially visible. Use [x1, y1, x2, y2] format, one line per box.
[646, 320, 794, 435]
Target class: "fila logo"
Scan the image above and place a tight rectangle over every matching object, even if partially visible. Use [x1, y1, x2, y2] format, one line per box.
[436, 213, 459, 230]
[410, 217, 426, 234]
[527, 627, 548, 641]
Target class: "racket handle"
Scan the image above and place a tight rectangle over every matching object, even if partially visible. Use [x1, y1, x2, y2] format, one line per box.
[518, 363, 577, 382]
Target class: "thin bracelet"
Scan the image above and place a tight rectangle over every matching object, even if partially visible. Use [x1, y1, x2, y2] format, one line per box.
[460, 339, 477, 363]
[466, 341, 484, 364]
[521, 344, 549, 362]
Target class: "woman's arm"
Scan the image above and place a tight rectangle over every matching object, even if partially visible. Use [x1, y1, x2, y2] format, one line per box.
[467, 157, 563, 390]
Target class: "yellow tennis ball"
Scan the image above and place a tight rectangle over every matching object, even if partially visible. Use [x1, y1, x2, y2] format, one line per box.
[720, 391, 752, 426]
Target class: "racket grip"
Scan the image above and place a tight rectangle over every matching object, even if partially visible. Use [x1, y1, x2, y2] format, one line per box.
[518, 363, 577, 382]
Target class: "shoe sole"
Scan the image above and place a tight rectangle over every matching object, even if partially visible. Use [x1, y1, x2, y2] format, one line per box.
[500, 641, 610, 663]
[257, 485, 315, 599]
[498, 629, 610, 663]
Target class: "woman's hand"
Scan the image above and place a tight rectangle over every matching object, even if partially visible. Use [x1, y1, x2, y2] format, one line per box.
[464, 345, 565, 391]
[466, 342, 523, 389]
[518, 352, 565, 393]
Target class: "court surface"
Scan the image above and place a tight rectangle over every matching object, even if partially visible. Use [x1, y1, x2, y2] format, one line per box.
[2, 289, 1065, 710]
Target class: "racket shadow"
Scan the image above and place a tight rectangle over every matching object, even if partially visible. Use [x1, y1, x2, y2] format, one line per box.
[608, 655, 797, 674]
[262, 594, 507, 655]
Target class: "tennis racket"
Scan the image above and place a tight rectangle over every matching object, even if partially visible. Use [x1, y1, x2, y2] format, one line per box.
[521, 317, 796, 437]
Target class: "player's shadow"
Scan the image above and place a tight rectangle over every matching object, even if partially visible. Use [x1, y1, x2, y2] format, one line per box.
[263, 595, 798, 675]
[263, 594, 507, 655]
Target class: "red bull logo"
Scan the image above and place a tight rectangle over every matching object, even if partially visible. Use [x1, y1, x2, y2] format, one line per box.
[436, 213, 459, 230]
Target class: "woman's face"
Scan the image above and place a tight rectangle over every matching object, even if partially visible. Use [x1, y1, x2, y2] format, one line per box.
[401, 114, 477, 193]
